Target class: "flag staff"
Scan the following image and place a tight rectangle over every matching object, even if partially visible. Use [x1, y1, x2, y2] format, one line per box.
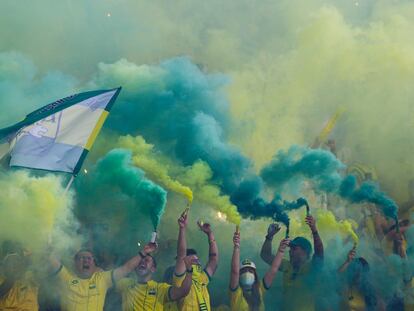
[64, 175, 75, 195]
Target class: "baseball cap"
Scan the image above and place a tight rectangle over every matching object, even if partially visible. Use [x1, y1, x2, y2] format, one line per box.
[240, 259, 256, 270]
[290, 237, 312, 256]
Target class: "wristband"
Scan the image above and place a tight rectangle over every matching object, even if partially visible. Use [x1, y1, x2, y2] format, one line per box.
[139, 251, 146, 258]
[186, 268, 193, 273]
[209, 252, 217, 257]
[265, 234, 274, 241]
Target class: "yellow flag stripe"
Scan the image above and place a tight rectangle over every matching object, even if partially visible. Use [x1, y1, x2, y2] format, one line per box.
[85, 110, 109, 150]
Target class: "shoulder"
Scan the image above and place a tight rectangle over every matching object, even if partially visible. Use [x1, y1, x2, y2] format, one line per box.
[116, 277, 135, 291]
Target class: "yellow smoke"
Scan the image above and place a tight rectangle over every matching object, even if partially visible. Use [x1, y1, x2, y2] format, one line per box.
[311, 107, 345, 148]
[0, 171, 71, 250]
[118, 135, 193, 204]
[290, 208, 359, 244]
[117, 135, 241, 224]
[178, 161, 241, 225]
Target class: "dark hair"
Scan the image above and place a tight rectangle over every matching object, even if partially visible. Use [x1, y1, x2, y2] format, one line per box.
[242, 269, 262, 311]
[74, 248, 96, 263]
[186, 249, 198, 256]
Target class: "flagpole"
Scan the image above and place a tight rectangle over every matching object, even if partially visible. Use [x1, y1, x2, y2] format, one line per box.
[64, 175, 75, 195]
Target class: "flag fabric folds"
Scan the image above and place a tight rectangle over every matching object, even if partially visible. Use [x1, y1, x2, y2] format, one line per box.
[0, 87, 121, 174]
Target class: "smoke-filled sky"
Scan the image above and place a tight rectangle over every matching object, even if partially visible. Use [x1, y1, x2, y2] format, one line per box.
[1, 0, 413, 199]
[1, 0, 414, 308]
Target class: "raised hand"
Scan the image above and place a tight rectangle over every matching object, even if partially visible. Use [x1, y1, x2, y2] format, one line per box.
[197, 220, 212, 235]
[267, 223, 281, 238]
[346, 247, 356, 263]
[143, 242, 158, 255]
[178, 211, 189, 229]
[233, 231, 241, 248]
[305, 215, 317, 232]
[278, 238, 290, 254]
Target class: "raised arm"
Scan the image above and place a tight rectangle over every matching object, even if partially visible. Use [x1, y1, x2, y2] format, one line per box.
[230, 230, 241, 290]
[263, 238, 289, 288]
[198, 221, 218, 277]
[394, 233, 412, 285]
[45, 241, 63, 274]
[260, 223, 280, 265]
[113, 242, 157, 281]
[169, 256, 197, 301]
[338, 247, 356, 273]
[175, 210, 188, 276]
[306, 216, 324, 259]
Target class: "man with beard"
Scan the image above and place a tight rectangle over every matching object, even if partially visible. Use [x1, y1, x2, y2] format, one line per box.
[49, 243, 162, 311]
[174, 210, 219, 311]
[116, 244, 194, 311]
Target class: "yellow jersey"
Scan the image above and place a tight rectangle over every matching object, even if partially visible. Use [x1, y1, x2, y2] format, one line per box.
[0, 272, 39, 311]
[229, 280, 268, 311]
[116, 278, 172, 311]
[280, 259, 316, 311]
[163, 301, 179, 311]
[340, 285, 366, 311]
[56, 265, 113, 311]
[173, 267, 210, 311]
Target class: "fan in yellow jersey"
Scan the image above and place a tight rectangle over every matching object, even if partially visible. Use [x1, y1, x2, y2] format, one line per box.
[49, 242, 160, 311]
[162, 266, 179, 311]
[174, 210, 219, 311]
[260, 217, 325, 311]
[0, 251, 39, 311]
[116, 242, 193, 311]
[229, 229, 288, 311]
[337, 247, 382, 310]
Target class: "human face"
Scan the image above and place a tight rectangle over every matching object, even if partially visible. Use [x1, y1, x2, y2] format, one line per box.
[75, 251, 96, 279]
[239, 267, 256, 289]
[135, 256, 156, 278]
[289, 245, 308, 266]
[187, 254, 201, 267]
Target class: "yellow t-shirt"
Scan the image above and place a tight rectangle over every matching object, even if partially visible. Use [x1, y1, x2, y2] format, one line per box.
[173, 267, 210, 311]
[56, 265, 113, 311]
[340, 285, 366, 311]
[116, 278, 171, 311]
[163, 301, 179, 311]
[229, 279, 268, 311]
[0, 272, 39, 311]
[404, 279, 414, 311]
[280, 259, 316, 311]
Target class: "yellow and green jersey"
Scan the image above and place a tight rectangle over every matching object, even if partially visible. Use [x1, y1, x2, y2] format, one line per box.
[0, 272, 39, 311]
[56, 265, 113, 311]
[116, 278, 172, 311]
[280, 259, 316, 311]
[173, 267, 210, 311]
[229, 279, 268, 311]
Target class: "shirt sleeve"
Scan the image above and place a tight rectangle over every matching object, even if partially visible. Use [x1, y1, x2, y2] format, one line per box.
[56, 265, 73, 284]
[159, 283, 172, 303]
[201, 270, 210, 286]
[229, 286, 242, 308]
[173, 272, 186, 287]
[116, 278, 133, 292]
[100, 270, 114, 289]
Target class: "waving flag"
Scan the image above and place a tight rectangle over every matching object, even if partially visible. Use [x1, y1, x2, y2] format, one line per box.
[0, 87, 121, 174]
